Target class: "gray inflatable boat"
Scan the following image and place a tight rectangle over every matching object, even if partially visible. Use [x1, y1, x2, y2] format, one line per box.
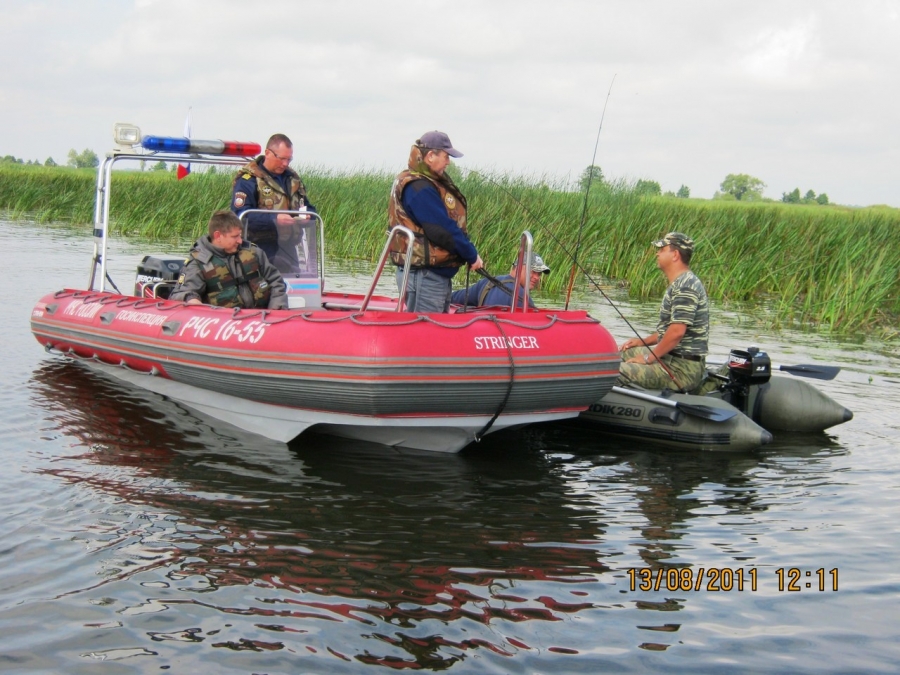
[578, 347, 853, 452]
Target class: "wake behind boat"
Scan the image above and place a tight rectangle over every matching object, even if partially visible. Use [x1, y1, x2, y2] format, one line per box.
[30, 124, 621, 453]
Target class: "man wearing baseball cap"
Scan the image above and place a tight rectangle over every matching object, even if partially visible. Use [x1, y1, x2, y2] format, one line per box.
[451, 252, 550, 309]
[388, 130, 483, 313]
[618, 232, 709, 391]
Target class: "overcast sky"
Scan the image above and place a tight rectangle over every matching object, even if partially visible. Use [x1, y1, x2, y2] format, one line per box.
[2, 0, 898, 206]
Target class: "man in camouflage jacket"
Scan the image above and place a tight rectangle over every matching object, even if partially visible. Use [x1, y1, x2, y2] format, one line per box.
[170, 210, 287, 310]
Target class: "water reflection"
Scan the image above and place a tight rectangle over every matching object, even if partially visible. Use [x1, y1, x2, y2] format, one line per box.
[27, 359, 851, 666]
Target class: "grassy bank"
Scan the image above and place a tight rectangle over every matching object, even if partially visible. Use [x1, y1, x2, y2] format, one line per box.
[2, 163, 898, 335]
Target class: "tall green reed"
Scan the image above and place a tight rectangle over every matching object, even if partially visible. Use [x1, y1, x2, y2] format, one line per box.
[2, 163, 898, 334]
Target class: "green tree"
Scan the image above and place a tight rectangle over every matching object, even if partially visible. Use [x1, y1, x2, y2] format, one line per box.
[66, 148, 99, 169]
[782, 188, 801, 203]
[578, 164, 604, 191]
[803, 189, 817, 203]
[720, 173, 766, 201]
[80, 149, 99, 168]
[816, 193, 829, 205]
[151, 160, 168, 172]
[634, 179, 661, 196]
[676, 185, 690, 198]
[44, 157, 57, 167]
[1, 155, 23, 164]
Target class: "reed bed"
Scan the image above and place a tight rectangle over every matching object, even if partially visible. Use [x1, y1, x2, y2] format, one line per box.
[2, 163, 898, 335]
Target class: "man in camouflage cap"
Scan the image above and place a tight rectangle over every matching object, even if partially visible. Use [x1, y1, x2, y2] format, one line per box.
[618, 231, 709, 391]
[451, 252, 550, 309]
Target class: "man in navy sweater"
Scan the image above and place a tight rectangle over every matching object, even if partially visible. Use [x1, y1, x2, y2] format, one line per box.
[451, 253, 550, 309]
[388, 131, 483, 313]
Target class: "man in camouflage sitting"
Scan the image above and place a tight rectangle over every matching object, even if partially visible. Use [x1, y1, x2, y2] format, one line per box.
[618, 232, 709, 392]
[170, 210, 287, 310]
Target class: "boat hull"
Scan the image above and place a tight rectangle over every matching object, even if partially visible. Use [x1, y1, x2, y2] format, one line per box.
[738, 376, 853, 432]
[578, 389, 773, 452]
[31, 289, 621, 452]
[75, 358, 575, 452]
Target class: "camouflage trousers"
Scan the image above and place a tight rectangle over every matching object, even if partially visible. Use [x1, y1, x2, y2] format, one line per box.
[617, 346, 706, 392]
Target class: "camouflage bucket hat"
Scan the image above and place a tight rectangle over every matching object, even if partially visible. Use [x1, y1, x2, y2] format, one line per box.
[652, 232, 694, 254]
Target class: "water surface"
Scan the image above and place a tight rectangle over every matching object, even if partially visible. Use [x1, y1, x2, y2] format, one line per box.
[2, 220, 898, 674]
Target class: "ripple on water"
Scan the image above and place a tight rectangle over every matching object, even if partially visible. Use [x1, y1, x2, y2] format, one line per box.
[2, 221, 900, 673]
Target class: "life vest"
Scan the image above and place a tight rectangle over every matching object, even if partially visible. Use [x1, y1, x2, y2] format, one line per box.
[193, 244, 271, 308]
[235, 158, 309, 211]
[388, 170, 468, 269]
[478, 278, 510, 306]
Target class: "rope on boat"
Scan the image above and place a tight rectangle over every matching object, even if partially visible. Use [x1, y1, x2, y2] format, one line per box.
[50, 291, 600, 331]
[47, 345, 160, 376]
[53, 290, 183, 312]
[263, 310, 590, 331]
[474, 315, 516, 443]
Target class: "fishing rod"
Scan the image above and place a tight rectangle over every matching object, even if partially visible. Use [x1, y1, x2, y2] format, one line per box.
[566, 74, 616, 311]
[470, 172, 636, 332]
[468, 170, 683, 388]
[458, 266, 516, 315]
[474, 267, 514, 296]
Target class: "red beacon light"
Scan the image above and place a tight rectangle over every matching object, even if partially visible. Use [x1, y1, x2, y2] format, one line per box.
[140, 135, 261, 157]
[221, 141, 262, 156]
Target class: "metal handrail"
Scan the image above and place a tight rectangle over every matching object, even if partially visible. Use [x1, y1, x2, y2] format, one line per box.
[510, 231, 534, 313]
[90, 151, 251, 292]
[360, 226, 415, 312]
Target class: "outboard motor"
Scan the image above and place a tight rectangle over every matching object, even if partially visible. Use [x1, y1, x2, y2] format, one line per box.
[722, 346, 772, 413]
[134, 255, 185, 299]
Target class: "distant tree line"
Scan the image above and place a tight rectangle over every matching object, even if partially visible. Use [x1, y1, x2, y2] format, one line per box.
[1, 148, 101, 169]
[579, 165, 691, 199]
[1, 152, 836, 206]
[578, 166, 832, 206]
[2, 154, 57, 166]
[781, 187, 829, 205]
[715, 174, 829, 205]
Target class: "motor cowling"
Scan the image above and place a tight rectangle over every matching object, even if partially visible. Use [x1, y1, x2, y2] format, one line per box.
[727, 347, 772, 388]
[134, 255, 185, 298]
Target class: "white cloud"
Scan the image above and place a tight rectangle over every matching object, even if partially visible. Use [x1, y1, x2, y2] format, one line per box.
[740, 20, 820, 84]
[1, 0, 898, 206]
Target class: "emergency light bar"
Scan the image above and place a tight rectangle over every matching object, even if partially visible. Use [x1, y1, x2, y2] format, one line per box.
[141, 135, 261, 157]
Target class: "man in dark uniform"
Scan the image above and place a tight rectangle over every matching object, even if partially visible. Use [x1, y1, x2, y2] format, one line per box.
[170, 210, 287, 310]
[618, 232, 709, 391]
[231, 133, 316, 274]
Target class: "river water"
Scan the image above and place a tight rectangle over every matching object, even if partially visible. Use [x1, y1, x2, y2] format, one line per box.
[2, 220, 899, 674]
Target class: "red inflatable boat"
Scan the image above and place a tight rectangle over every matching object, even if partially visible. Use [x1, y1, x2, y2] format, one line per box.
[31, 127, 620, 452]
